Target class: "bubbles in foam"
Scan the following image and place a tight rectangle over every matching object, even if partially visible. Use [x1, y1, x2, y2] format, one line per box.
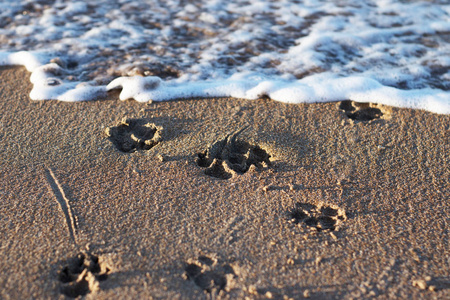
[0, 0, 448, 113]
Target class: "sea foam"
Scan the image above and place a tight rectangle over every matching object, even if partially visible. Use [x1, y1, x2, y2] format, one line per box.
[0, 0, 449, 113]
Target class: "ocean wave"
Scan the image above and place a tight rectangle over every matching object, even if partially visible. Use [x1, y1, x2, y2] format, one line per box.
[0, 0, 449, 113]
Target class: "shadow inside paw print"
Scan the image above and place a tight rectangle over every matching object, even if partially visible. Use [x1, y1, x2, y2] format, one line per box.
[58, 252, 110, 298]
[106, 118, 162, 153]
[339, 100, 384, 122]
[184, 255, 236, 294]
[289, 202, 346, 232]
[196, 128, 271, 179]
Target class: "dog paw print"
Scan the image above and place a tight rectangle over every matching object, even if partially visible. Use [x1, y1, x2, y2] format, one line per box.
[288, 202, 346, 232]
[58, 252, 110, 298]
[106, 118, 162, 153]
[183, 255, 236, 294]
[196, 128, 270, 179]
[339, 100, 384, 122]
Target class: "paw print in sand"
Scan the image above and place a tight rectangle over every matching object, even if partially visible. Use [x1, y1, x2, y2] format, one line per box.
[289, 202, 346, 232]
[184, 255, 236, 294]
[106, 118, 162, 153]
[196, 128, 271, 179]
[339, 100, 385, 122]
[58, 252, 110, 298]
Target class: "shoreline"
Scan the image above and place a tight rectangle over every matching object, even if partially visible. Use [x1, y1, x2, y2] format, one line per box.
[1, 66, 449, 299]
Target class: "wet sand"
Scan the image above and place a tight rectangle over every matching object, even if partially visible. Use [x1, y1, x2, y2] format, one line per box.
[0, 66, 449, 299]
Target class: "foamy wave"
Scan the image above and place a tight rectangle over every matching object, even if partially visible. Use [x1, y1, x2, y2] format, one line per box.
[0, 0, 449, 113]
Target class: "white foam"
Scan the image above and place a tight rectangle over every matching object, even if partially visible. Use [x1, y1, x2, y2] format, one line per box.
[105, 74, 450, 114]
[0, 0, 448, 113]
[0, 51, 46, 72]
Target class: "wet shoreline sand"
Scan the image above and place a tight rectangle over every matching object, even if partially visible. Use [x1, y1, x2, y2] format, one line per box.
[0, 66, 449, 299]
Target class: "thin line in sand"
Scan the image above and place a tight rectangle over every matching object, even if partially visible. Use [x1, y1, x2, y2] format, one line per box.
[215, 215, 245, 246]
[45, 167, 78, 246]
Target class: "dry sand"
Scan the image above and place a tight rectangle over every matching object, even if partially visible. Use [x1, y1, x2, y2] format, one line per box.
[0, 66, 449, 299]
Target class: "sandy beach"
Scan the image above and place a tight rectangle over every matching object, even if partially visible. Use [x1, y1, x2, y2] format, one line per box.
[0, 66, 449, 299]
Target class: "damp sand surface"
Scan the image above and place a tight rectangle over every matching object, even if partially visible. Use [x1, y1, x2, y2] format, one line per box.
[0, 66, 449, 299]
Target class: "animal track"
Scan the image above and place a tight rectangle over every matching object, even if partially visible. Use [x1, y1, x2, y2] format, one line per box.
[339, 100, 384, 121]
[196, 128, 271, 179]
[184, 255, 236, 294]
[289, 202, 346, 232]
[106, 118, 162, 153]
[58, 252, 110, 298]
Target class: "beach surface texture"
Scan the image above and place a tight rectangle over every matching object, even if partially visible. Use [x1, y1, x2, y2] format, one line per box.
[0, 66, 449, 299]
[0, 0, 449, 299]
